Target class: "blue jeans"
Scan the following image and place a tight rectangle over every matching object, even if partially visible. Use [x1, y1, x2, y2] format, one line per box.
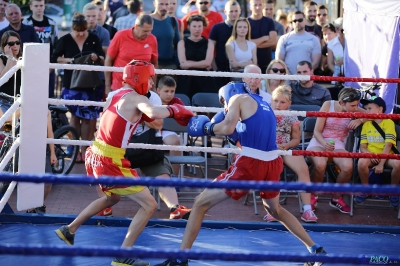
[0, 98, 12, 113]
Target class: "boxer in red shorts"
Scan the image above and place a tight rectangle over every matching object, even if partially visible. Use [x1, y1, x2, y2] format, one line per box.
[156, 82, 326, 266]
[55, 60, 193, 266]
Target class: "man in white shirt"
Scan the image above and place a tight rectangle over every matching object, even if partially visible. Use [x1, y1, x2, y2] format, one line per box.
[243, 64, 272, 104]
[0, 0, 9, 30]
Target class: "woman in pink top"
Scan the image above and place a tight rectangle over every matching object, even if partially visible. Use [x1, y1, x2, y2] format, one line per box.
[264, 85, 318, 223]
[307, 88, 365, 214]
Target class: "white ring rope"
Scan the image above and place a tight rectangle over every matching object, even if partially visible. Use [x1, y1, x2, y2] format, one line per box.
[48, 98, 306, 116]
[46, 138, 293, 156]
[49, 63, 310, 81]
[0, 98, 21, 128]
[0, 137, 20, 172]
[0, 181, 17, 212]
[0, 62, 22, 88]
[0, 138, 20, 213]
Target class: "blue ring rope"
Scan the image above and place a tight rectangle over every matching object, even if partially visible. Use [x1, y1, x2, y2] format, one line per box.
[0, 244, 398, 264]
[0, 173, 399, 194]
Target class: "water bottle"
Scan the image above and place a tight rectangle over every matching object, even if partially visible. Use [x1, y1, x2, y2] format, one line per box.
[261, 79, 267, 92]
[332, 56, 342, 85]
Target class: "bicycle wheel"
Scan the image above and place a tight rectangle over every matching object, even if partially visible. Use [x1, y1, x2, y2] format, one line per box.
[53, 125, 79, 175]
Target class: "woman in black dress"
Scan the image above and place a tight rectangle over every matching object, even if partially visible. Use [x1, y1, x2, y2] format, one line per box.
[51, 13, 105, 162]
[176, 14, 214, 99]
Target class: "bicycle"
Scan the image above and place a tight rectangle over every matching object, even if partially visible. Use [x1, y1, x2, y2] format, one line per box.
[0, 94, 79, 176]
[49, 105, 79, 175]
[358, 83, 381, 102]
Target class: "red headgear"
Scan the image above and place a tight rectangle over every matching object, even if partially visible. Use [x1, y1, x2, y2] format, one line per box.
[122, 60, 155, 95]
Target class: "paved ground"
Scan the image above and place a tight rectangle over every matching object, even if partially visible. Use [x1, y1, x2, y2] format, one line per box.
[5, 144, 400, 226]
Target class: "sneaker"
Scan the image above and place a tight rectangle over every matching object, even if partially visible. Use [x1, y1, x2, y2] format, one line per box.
[111, 257, 150, 266]
[97, 207, 113, 216]
[154, 259, 189, 266]
[263, 213, 278, 222]
[329, 197, 351, 214]
[304, 247, 327, 266]
[170, 205, 191, 220]
[55, 225, 75, 245]
[355, 194, 367, 204]
[390, 196, 399, 207]
[311, 195, 318, 211]
[301, 210, 318, 223]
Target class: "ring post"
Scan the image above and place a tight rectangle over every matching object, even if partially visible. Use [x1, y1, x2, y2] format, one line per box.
[17, 43, 49, 211]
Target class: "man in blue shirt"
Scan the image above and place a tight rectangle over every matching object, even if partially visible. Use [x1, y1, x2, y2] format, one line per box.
[209, 0, 241, 88]
[150, 0, 180, 70]
[248, 0, 277, 73]
[83, 3, 111, 142]
[0, 4, 40, 45]
[84, 3, 110, 53]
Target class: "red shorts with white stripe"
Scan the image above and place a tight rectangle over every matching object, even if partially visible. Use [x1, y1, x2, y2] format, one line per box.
[215, 155, 283, 200]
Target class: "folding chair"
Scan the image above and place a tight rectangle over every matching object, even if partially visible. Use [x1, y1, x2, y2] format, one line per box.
[352, 124, 400, 219]
[191, 92, 228, 168]
[301, 117, 317, 150]
[302, 117, 354, 216]
[192, 92, 221, 109]
[175, 93, 191, 106]
[290, 104, 321, 121]
[162, 118, 207, 178]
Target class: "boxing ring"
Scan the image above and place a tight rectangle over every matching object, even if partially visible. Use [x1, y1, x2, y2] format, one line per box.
[0, 44, 400, 265]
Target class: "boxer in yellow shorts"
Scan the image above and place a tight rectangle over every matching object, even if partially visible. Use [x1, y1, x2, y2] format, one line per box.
[54, 60, 193, 266]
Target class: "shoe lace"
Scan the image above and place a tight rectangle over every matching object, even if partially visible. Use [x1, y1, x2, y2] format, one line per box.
[306, 210, 317, 218]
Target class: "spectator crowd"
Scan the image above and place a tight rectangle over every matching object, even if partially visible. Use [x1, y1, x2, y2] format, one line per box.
[0, 0, 398, 221]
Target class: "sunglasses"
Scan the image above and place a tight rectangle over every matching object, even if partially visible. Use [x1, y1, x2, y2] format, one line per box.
[7, 41, 20, 46]
[342, 91, 361, 102]
[271, 68, 286, 74]
[199, 1, 209, 5]
[292, 18, 304, 23]
[317, 13, 327, 17]
[340, 29, 344, 33]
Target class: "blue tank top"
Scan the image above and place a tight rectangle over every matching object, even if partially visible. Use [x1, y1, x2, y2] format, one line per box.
[237, 94, 278, 152]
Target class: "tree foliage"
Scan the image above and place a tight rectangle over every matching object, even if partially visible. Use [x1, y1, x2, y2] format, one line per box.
[11, 0, 29, 6]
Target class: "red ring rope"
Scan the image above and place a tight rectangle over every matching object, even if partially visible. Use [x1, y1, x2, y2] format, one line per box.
[292, 150, 400, 160]
[306, 111, 400, 120]
[311, 75, 400, 83]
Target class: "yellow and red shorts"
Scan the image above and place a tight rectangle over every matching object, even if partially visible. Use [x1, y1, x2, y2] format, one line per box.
[85, 140, 145, 196]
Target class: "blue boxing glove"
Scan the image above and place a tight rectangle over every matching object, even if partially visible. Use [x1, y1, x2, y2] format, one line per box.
[211, 111, 225, 123]
[227, 129, 239, 145]
[187, 115, 215, 137]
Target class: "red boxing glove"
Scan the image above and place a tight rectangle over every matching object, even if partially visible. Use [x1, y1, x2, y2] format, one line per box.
[166, 104, 194, 126]
[141, 113, 155, 123]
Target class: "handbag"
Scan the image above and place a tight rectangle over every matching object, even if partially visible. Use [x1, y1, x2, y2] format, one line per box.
[70, 54, 103, 90]
[368, 121, 399, 184]
[125, 128, 165, 168]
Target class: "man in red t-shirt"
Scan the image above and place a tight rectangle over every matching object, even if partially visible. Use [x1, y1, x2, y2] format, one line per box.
[105, 14, 159, 96]
[181, 0, 223, 39]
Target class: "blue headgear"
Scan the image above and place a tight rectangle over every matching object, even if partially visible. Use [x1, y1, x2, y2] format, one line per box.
[218, 82, 250, 106]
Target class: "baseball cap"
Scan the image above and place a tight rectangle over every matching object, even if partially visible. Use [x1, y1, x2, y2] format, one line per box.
[360, 96, 386, 113]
